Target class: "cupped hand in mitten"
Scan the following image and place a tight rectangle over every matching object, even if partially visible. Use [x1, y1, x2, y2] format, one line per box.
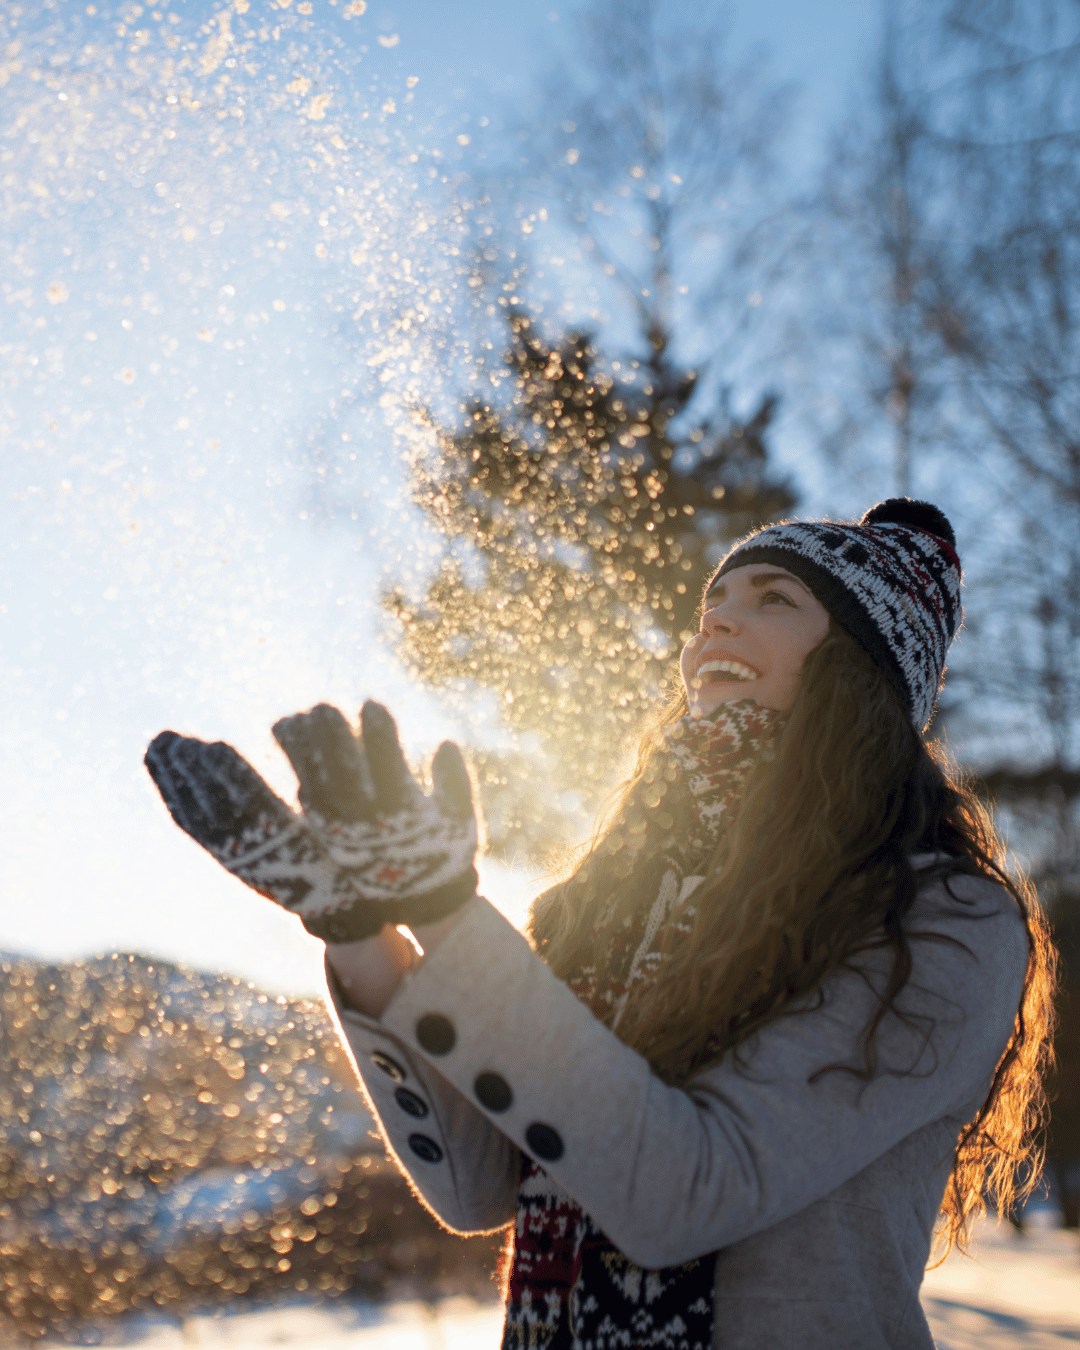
[661, 699, 786, 856]
[272, 701, 479, 930]
[144, 701, 479, 944]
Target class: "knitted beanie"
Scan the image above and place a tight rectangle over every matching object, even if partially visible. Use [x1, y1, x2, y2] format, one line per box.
[708, 498, 962, 730]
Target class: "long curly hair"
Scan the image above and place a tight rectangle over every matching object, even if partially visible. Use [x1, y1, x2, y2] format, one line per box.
[529, 624, 1056, 1258]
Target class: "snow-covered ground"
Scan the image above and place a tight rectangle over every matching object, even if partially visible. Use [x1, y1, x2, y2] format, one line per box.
[922, 1213, 1080, 1348]
[27, 1213, 1079, 1349]
[58, 1298, 506, 1350]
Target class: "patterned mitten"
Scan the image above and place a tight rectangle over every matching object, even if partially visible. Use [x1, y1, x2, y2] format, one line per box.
[661, 699, 785, 858]
[272, 701, 478, 931]
[145, 701, 478, 943]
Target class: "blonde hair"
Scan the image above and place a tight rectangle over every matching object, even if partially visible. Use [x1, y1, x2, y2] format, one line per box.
[530, 625, 1056, 1257]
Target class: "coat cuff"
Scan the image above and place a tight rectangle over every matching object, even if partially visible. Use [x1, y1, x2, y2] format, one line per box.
[323, 949, 517, 1234]
[383, 896, 653, 1190]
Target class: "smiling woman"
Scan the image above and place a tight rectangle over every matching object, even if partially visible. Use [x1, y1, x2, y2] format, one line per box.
[146, 498, 1056, 1350]
[680, 564, 831, 715]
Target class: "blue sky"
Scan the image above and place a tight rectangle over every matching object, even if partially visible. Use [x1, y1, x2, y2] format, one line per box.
[373, 0, 877, 142]
[1, 0, 879, 992]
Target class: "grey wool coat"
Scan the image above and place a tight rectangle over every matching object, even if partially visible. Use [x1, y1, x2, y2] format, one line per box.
[324, 861, 1028, 1350]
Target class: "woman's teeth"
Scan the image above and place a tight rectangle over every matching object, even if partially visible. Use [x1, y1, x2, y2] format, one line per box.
[697, 659, 758, 684]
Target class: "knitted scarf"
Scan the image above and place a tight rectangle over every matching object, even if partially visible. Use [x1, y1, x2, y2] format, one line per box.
[502, 700, 785, 1350]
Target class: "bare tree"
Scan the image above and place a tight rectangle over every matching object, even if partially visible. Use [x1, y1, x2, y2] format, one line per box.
[811, 14, 957, 501]
[895, 1, 1080, 769]
[818, 0, 1080, 766]
[513, 0, 794, 418]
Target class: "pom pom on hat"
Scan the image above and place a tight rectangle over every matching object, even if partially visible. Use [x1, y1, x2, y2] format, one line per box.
[861, 497, 956, 548]
[709, 499, 963, 730]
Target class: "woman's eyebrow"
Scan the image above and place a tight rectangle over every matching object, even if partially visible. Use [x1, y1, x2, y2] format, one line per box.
[748, 571, 811, 596]
[703, 571, 810, 607]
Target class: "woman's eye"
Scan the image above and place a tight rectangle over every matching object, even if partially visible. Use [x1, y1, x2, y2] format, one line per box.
[762, 590, 794, 607]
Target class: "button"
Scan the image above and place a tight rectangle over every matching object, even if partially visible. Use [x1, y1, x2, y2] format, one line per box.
[415, 1013, 456, 1056]
[370, 1051, 406, 1082]
[408, 1133, 443, 1163]
[394, 1087, 429, 1119]
[525, 1123, 564, 1162]
[474, 1071, 513, 1113]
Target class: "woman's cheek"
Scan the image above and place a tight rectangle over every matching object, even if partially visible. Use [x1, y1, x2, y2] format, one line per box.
[679, 634, 705, 696]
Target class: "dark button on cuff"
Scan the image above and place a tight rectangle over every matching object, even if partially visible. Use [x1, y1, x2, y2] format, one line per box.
[408, 1133, 443, 1163]
[474, 1071, 513, 1113]
[370, 1051, 406, 1082]
[394, 1087, 429, 1119]
[415, 1013, 456, 1056]
[525, 1122, 564, 1162]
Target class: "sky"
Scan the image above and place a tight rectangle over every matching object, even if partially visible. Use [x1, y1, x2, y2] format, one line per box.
[1, 0, 881, 994]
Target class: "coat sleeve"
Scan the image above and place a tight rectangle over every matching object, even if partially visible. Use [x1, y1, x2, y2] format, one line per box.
[321, 957, 519, 1236]
[378, 876, 1028, 1269]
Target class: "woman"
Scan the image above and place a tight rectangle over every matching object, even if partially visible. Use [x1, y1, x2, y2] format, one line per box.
[145, 498, 1055, 1350]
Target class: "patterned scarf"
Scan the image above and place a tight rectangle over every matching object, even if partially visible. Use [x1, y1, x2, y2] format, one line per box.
[502, 701, 785, 1350]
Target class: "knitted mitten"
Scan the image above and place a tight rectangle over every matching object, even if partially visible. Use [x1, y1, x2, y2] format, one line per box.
[661, 699, 785, 859]
[273, 701, 478, 928]
[145, 701, 478, 943]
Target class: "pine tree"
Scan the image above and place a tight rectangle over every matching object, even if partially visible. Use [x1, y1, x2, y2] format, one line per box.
[385, 307, 794, 861]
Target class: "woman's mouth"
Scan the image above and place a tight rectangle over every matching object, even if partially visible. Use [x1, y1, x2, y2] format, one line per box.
[696, 658, 759, 685]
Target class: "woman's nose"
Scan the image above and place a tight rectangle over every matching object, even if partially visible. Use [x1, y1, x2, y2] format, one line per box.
[702, 603, 739, 635]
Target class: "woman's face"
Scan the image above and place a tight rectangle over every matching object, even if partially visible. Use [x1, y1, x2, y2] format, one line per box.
[680, 563, 831, 716]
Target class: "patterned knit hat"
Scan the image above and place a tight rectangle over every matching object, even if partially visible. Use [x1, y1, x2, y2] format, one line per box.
[709, 498, 962, 730]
